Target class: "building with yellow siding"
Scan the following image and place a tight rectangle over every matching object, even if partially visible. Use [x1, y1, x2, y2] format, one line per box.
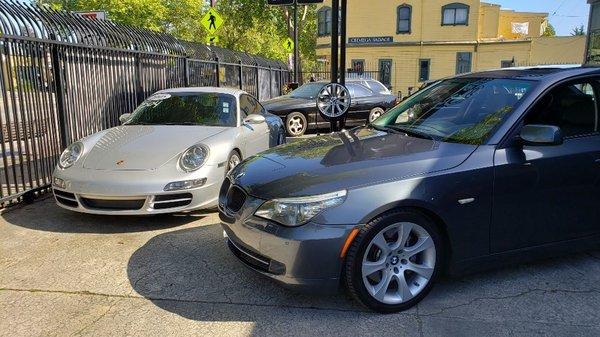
[315, 0, 586, 96]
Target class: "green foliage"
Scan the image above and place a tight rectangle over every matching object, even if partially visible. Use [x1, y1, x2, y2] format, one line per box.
[572, 25, 586, 36]
[542, 24, 556, 37]
[37, 0, 317, 67]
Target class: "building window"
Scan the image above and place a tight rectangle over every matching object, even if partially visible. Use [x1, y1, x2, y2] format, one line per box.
[397, 5, 412, 34]
[456, 52, 472, 74]
[442, 3, 469, 26]
[318, 7, 332, 36]
[351, 59, 365, 75]
[379, 59, 392, 88]
[419, 59, 430, 82]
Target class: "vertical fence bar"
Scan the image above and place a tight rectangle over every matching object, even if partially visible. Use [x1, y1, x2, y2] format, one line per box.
[50, 45, 68, 149]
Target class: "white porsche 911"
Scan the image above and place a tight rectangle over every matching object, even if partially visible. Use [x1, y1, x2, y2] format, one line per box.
[52, 87, 285, 215]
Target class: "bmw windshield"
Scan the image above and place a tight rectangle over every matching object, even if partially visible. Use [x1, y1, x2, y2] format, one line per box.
[372, 78, 535, 144]
[127, 92, 237, 127]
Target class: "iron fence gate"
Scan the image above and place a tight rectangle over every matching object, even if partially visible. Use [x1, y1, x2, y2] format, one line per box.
[0, 1, 291, 208]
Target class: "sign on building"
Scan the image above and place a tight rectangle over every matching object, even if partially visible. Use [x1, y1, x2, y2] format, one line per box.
[348, 36, 393, 45]
[511, 22, 530, 35]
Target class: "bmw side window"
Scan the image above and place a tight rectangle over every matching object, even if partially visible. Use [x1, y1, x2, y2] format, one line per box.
[525, 80, 598, 138]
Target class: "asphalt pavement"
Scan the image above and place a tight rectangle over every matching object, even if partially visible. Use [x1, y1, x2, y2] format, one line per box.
[1, 198, 600, 337]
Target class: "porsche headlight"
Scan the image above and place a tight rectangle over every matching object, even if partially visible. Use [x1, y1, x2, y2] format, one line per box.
[255, 190, 347, 227]
[179, 144, 209, 172]
[58, 142, 84, 169]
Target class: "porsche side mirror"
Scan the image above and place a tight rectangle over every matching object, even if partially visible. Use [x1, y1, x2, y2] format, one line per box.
[243, 114, 266, 125]
[119, 113, 132, 124]
[520, 124, 563, 146]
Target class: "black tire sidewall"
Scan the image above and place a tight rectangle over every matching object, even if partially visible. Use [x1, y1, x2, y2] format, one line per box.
[346, 210, 444, 313]
[285, 112, 307, 137]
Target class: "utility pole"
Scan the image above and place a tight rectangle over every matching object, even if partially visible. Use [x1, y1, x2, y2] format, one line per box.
[210, 0, 216, 7]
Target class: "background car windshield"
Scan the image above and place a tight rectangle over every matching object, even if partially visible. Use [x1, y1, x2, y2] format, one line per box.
[289, 83, 326, 99]
[127, 93, 237, 126]
[372, 78, 535, 144]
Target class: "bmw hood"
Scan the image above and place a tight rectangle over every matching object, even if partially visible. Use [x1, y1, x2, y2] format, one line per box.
[82, 125, 228, 171]
[231, 127, 478, 199]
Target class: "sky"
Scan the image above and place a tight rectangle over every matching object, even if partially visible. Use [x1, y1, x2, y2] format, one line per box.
[492, 0, 589, 36]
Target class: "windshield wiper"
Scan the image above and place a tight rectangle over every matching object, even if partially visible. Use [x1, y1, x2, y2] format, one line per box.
[387, 125, 438, 141]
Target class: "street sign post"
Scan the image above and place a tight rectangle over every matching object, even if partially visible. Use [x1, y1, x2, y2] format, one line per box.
[201, 7, 224, 34]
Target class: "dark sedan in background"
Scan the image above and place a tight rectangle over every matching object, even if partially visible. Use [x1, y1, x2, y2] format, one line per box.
[262, 79, 398, 136]
[220, 66, 600, 313]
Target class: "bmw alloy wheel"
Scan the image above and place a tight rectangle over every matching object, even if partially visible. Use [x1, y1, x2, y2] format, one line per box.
[288, 116, 304, 136]
[361, 222, 436, 305]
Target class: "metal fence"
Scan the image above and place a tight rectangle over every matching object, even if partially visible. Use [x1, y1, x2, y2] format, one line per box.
[0, 1, 291, 208]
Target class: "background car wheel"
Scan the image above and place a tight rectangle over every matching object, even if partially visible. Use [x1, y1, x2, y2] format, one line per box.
[368, 107, 385, 123]
[345, 209, 444, 313]
[286, 112, 307, 137]
[227, 150, 241, 173]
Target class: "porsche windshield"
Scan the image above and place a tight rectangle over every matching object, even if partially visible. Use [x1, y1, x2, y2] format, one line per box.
[372, 78, 535, 144]
[127, 92, 237, 126]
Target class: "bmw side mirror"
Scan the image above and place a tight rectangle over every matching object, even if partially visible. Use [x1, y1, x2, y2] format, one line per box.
[119, 113, 132, 124]
[520, 124, 563, 146]
[243, 114, 266, 125]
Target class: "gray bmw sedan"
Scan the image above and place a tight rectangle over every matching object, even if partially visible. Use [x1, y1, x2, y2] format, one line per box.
[219, 67, 600, 312]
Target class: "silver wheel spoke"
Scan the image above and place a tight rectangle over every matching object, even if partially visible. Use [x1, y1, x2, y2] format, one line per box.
[372, 270, 393, 301]
[362, 259, 386, 276]
[405, 236, 434, 257]
[371, 232, 391, 255]
[391, 222, 413, 250]
[394, 273, 413, 301]
[406, 262, 434, 279]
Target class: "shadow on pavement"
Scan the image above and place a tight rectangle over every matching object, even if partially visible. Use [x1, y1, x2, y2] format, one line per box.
[1, 198, 201, 234]
[127, 224, 367, 323]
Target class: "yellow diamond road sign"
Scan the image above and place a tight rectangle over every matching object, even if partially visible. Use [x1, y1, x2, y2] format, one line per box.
[283, 37, 294, 53]
[206, 35, 219, 44]
[201, 8, 224, 34]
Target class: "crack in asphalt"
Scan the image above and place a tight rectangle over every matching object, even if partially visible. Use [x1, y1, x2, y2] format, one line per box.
[0, 287, 368, 314]
[419, 287, 600, 317]
[3, 286, 600, 329]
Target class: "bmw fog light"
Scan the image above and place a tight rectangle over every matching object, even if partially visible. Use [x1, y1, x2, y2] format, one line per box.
[164, 178, 207, 191]
[53, 177, 66, 189]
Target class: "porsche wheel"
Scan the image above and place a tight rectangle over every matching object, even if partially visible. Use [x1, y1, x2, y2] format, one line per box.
[227, 151, 241, 172]
[345, 209, 443, 313]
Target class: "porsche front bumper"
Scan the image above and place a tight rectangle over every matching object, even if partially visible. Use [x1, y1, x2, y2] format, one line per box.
[52, 164, 224, 215]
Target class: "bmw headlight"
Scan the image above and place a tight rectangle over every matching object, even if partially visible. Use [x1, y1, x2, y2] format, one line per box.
[179, 144, 209, 172]
[58, 142, 84, 169]
[255, 190, 347, 227]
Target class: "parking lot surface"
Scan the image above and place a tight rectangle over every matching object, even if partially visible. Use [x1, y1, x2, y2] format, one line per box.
[1, 198, 600, 337]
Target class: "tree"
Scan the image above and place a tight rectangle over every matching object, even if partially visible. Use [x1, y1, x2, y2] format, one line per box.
[572, 25, 586, 36]
[37, 0, 318, 69]
[542, 24, 556, 37]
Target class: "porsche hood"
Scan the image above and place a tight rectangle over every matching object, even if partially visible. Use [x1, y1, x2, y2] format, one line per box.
[82, 125, 228, 171]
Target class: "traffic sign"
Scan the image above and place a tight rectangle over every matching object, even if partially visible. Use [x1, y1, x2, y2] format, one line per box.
[283, 37, 294, 53]
[201, 8, 224, 34]
[206, 35, 219, 44]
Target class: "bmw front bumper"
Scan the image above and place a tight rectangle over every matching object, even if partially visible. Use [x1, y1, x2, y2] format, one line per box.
[219, 193, 358, 293]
